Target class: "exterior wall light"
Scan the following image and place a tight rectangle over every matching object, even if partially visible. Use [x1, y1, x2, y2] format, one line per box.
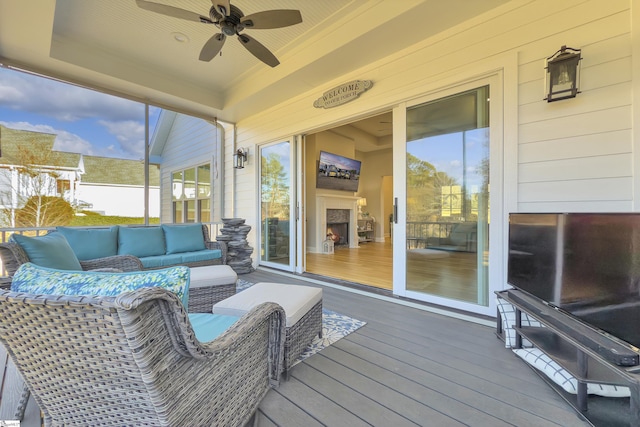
[545, 45, 582, 102]
[233, 148, 248, 169]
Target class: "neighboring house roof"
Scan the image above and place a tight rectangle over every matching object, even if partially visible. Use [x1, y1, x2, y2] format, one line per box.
[0, 125, 159, 186]
[81, 155, 159, 187]
[0, 125, 80, 169]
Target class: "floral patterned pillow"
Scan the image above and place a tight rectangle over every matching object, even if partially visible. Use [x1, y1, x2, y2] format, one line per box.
[11, 262, 190, 307]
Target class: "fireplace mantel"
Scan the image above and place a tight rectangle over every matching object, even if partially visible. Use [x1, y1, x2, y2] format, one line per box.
[315, 195, 360, 252]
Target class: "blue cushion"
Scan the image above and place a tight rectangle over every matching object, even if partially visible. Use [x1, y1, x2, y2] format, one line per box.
[11, 263, 190, 308]
[162, 224, 206, 254]
[118, 227, 166, 257]
[188, 313, 240, 343]
[139, 254, 184, 269]
[179, 249, 222, 264]
[10, 233, 82, 271]
[56, 226, 119, 260]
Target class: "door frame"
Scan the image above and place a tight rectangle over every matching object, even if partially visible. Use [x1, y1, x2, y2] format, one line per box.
[257, 137, 297, 272]
[392, 71, 505, 317]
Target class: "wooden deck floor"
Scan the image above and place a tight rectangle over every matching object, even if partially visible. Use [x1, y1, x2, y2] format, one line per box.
[247, 269, 589, 427]
[2, 268, 591, 426]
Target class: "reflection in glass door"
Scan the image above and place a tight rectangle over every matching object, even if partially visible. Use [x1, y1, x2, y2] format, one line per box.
[259, 141, 294, 269]
[405, 86, 490, 305]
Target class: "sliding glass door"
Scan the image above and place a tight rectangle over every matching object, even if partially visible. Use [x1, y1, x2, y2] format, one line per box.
[393, 75, 502, 316]
[259, 139, 296, 271]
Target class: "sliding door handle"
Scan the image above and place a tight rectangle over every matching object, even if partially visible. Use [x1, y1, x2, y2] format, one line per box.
[393, 197, 398, 224]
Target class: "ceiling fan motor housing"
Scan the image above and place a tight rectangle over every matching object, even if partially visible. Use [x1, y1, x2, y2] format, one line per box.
[210, 5, 245, 35]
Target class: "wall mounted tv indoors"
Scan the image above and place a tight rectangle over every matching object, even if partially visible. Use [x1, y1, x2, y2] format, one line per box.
[316, 150, 361, 192]
[508, 212, 640, 356]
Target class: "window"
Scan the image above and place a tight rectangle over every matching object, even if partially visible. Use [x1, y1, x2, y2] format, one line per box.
[172, 164, 211, 223]
[56, 180, 71, 197]
[0, 65, 161, 227]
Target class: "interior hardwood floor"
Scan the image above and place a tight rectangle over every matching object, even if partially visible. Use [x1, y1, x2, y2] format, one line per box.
[306, 240, 479, 303]
[306, 239, 393, 289]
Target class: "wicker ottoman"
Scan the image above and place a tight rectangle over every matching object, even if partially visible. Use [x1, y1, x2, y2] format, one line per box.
[188, 265, 238, 312]
[212, 282, 323, 373]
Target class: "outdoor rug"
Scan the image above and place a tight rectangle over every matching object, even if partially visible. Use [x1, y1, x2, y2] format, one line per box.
[237, 279, 366, 366]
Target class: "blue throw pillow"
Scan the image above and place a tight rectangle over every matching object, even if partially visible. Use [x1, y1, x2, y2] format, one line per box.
[56, 226, 119, 260]
[10, 233, 82, 271]
[11, 263, 190, 308]
[118, 227, 166, 257]
[162, 224, 206, 254]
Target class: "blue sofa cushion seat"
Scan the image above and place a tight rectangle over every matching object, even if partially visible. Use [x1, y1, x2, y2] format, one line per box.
[188, 313, 240, 342]
[56, 226, 119, 260]
[138, 250, 222, 269]
[118, 226, 166, 258]
[162, 224, 206, 254]
[139, 253, 184, 269]
[11, 263, 191, 307]
[179, 249, 223, 264]
[10, 233, 82, 271]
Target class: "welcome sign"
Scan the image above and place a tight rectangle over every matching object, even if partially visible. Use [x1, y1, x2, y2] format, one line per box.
[313, 80, 373, 109]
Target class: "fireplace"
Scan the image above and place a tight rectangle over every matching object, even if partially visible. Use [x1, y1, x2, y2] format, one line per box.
[315, 195, 359, 253]
[327, 208, 350, 246]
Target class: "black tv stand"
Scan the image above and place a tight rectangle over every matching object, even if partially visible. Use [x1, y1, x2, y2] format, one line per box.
[497, 289, 640, 426]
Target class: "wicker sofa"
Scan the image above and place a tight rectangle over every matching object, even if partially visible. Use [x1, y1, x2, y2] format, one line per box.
[0, 223, 227, 278]
[0, 286, 285, 426]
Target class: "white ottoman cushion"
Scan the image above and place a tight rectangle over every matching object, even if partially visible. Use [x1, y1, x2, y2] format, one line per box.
[213, 282, 322, 327]
[190, 265, 237, 289]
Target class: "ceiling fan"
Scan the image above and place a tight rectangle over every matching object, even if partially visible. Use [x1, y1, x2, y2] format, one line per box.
[136, 0, 302, 67]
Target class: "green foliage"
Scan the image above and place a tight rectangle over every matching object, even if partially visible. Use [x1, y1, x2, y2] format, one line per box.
[70, 215, 160, 226]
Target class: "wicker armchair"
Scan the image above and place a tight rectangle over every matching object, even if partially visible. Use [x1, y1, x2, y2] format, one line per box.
[0, 287, 285, 426]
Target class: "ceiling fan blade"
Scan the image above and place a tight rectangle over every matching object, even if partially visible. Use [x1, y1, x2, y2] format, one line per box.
[211, 0, 231, 17]
[241, 10, 302, 29]
[199, 33, 226, 61]
[237, 34, 279, 67]
[136, 0, 213, 24]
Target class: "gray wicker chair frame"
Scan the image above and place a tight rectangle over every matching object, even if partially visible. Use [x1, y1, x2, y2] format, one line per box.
[0, 287, 285, 426]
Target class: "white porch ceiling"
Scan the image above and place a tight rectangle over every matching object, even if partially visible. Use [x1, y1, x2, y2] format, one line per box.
[0, 0, 509, 126]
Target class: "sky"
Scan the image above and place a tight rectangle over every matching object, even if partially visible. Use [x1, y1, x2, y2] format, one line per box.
[0, 67, 160, 160]
[406, 128, 489, 188]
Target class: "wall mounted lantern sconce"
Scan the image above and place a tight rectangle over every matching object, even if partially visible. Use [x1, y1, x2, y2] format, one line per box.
[545, 45, 582, 102]
[233, 148, 248, 169]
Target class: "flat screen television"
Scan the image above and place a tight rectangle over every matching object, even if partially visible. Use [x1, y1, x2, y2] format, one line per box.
[316, 150, 361, 192]
[508, 213, 640, 353]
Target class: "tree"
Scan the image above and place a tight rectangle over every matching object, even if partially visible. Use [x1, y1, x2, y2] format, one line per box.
[260, 153, 290, 220]
[406, 152, 459, 222]
[0, 138, 74, 228]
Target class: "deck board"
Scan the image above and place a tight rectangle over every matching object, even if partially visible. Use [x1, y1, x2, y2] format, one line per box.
[247, 269, 590, 427]
[2, 268, 591, 427]
[270, 375, 372, 427]
[303, 349, 471, 426]
[287, 363, 423, 427]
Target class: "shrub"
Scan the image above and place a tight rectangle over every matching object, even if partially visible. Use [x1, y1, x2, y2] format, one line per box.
[15, 196, 74, 227]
